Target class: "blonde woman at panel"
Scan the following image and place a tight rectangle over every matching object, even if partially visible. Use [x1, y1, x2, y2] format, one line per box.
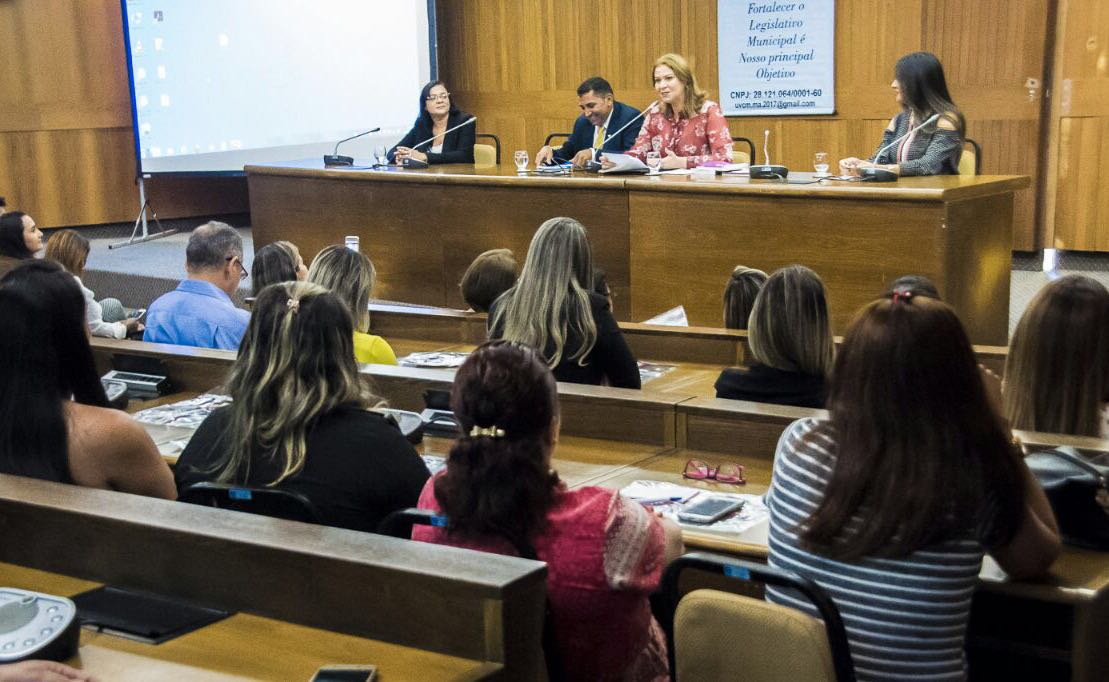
[308, 245, 397, 366]
[1004, 275, 1109, 438]
[625, 53, 733, 170]
[488, 217, 640, 389]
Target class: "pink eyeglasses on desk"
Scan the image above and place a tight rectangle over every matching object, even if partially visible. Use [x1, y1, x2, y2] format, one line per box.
[682, 459, 746, 485]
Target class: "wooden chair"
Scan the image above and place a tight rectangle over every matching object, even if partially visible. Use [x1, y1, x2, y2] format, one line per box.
[959, 138, 982, 175]
[661, 552, 856, 682]
[474, 133, 501, 165]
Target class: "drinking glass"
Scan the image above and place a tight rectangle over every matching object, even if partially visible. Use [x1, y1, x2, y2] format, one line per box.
[373, 145, 388, 166]
[813, 151, 830, 177]
[646, 151, 661, 173]
[514, 150, 529, 172]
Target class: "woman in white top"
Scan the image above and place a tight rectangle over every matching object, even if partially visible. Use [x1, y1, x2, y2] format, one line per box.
[1004, 275, 1109, 438]
[45, 229, 142, 339]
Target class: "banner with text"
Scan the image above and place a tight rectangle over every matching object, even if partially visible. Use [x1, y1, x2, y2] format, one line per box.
[717, 0, 835, 116]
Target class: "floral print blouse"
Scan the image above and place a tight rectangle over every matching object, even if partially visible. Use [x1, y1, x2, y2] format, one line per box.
[627, 100, 734, 168]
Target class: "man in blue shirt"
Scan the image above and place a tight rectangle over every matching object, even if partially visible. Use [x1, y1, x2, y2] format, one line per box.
[144, 221, 250, 350]
[534, 77, 643, 168]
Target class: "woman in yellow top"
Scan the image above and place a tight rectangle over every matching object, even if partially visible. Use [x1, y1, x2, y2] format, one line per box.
[308, 245, 397, 365]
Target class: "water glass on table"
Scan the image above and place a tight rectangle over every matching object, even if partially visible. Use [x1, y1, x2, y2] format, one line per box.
[813, 151, 830, 177]
[373, 145, 388, 167]
[514, 150, 529, 173]
[646, 151, 661, 174]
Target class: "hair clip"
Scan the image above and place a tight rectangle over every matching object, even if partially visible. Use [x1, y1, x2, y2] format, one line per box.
[286, 298, 300, 313]
[891, 289, 914, 303]
[469, 425, 505, 438]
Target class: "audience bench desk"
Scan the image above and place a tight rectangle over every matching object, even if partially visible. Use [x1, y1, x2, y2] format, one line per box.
[246, 161, 1028, 344]
[90, 338, 1107, 680]
[0, 475, 547, 680]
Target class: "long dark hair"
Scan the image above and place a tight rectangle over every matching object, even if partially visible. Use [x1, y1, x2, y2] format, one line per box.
[723, 265, 768, 330]
[0, 211, 33, 259]
[895, 52, 965, 134]
[434, 341, 562, 550]
[0, 288, 70, 481]
[1005, 275, 1109, 437]
[417, 80, 459, 127]
[0, 260, 109, 408]
[803, 294, 1023, 559]
[250, 241, 299, 294]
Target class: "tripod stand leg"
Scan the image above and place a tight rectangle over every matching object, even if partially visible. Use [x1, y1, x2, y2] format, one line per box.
[109, 177, 178, 250]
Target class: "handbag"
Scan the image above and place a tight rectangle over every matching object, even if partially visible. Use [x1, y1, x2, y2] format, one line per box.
[1026, 447, 1109, 550]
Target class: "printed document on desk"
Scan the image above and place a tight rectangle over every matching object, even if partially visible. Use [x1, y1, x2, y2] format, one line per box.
[598, 153, 649, 174]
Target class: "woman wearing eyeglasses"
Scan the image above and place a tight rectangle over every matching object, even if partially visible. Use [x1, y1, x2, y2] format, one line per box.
[389, 81, 476, 165]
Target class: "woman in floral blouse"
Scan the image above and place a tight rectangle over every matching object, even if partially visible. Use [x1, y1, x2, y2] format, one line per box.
[626, 53, 734, 170]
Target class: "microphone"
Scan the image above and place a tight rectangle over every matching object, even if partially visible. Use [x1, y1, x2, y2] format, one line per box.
[401, 116, 478, 169]
[749, 129, 789, 179]
[581, 102, 657, 171]
[858, 113, 940, 182]
[324, 127, 381, 167]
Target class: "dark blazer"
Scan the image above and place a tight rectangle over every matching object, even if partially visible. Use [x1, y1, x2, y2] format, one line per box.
[871, 111, 963, 176]
[714, 363, 826, 409]
[550, 101, 642, 163]
[488, 291, 641, 389]
[388, 109, 476, 164]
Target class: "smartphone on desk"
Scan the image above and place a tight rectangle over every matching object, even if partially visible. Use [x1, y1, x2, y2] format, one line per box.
[310, 665, 377, 682]
[677, 496, 745, 525]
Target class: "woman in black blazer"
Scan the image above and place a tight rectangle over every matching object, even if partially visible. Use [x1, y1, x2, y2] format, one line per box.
[389, 81, 475, 165]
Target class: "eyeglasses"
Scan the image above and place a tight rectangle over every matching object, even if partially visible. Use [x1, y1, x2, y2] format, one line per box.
[426, 93, 450, 102]
[683, 459, 746, 485]
[226, 255, 248, 281]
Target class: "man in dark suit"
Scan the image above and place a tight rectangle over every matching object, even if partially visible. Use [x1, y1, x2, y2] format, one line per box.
[535, 77, 642, 168]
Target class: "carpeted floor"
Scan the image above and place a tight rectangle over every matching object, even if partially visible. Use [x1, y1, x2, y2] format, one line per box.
[56, 217, 1109, 340]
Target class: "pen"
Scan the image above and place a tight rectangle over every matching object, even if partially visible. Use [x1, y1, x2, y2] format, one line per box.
[637, 496, 684, 507]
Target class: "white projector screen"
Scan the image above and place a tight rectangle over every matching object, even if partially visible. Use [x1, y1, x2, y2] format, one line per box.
[121, 0, 436, 174]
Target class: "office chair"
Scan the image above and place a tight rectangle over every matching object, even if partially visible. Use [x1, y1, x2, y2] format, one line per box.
[959, 138, 982, 176]
[474, 133, 501, 165]
[179, 482, 324, 524]
[661, 552, 856, 682]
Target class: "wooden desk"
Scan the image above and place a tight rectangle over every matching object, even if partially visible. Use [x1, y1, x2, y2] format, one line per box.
[0, 475, 547, 678]
[248, 162, 1027, 343]
[0, 563, 494, 681]
[247, 162, 633, 318]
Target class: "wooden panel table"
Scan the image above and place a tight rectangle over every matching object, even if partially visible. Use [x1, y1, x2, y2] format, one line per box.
[247, 161, 633, 318]
[0, 563, 494, 682]
[248, 162, 1027, 344]
[626, 172, 1028, 344]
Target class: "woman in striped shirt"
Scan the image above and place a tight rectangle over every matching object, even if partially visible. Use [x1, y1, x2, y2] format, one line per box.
[765, 292, 1061, 681]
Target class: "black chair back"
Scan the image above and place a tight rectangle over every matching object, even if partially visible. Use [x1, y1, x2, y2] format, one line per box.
[661, 551, 856, 682]
[179, 482, 323, 524]
[543, 132, 573, 149]
[734, 136, 757, 163]
[965, 137, 983, 174]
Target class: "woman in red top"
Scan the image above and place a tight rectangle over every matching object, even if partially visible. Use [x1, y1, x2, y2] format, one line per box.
[626, 53, 734, 170]
[412, 341, 683, 681]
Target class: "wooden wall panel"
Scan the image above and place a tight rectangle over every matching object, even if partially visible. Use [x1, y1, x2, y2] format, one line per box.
[1049, 0, 1109, 251]
[0, 1, 248, 228]
[437, 0, 1049, 249]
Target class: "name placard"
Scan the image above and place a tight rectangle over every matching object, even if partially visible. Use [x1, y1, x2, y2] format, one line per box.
[717, 0, 835, 116]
